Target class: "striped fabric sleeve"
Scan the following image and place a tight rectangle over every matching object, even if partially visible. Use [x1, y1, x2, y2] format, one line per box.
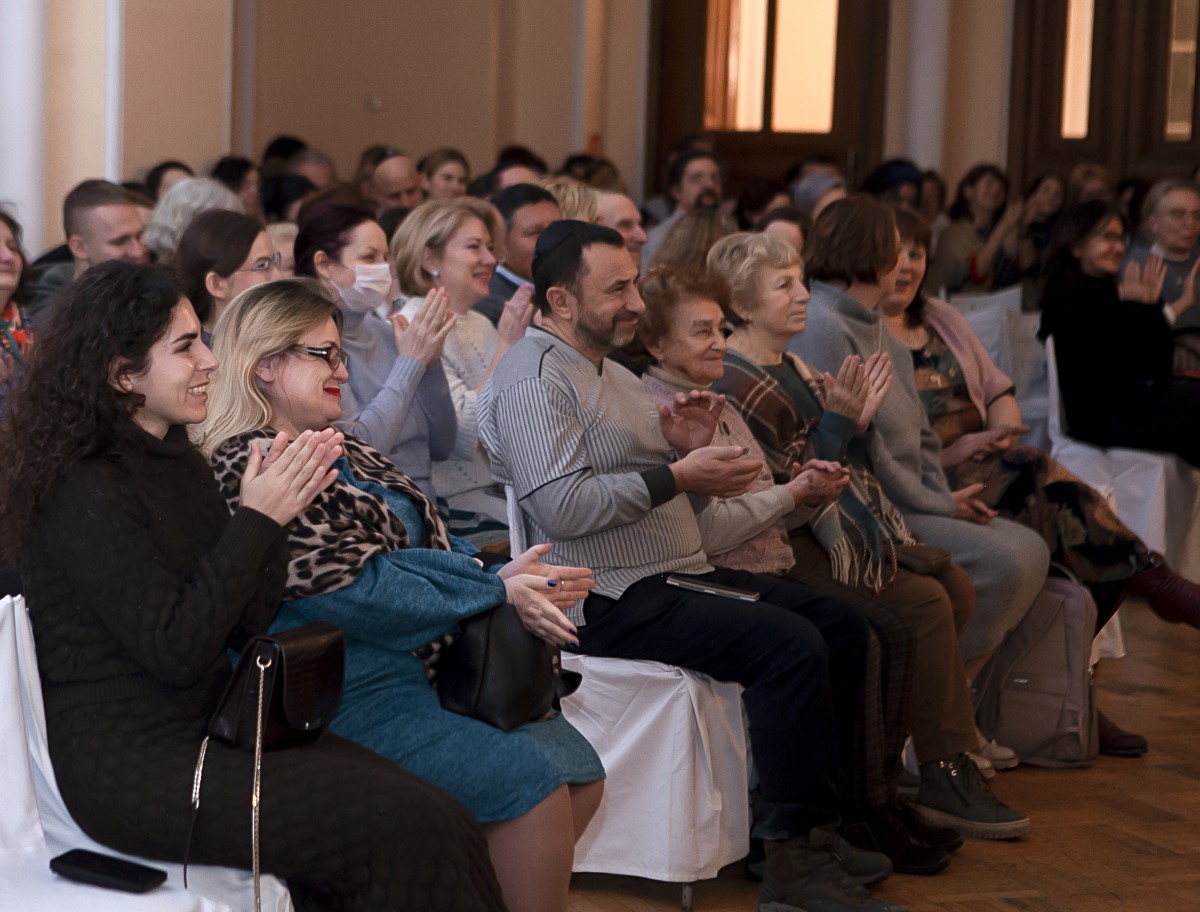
[494, 375, 657, 541]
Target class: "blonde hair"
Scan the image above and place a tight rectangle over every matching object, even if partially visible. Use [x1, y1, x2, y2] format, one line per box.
[390, 198, 506, 296]
[195, 277, 342, 456]
[537, 175, 600, 222]
[706, 232, 799, 324]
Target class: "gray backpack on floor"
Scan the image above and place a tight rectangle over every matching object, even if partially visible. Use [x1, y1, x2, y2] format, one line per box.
[972, 569, 1099, 768]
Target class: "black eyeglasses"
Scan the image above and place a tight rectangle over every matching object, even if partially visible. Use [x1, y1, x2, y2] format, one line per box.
[290, 344, 349, 370]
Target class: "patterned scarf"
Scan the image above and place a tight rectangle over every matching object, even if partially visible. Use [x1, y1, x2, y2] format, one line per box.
[1, 301, 30, 365]
[715, 349, 914, 592]
[211, 430, 452, 600]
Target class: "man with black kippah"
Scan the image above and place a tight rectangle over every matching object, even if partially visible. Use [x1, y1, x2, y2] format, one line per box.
[478, 221, 909, 912]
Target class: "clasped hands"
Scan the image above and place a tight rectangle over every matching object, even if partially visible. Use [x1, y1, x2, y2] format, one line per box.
[823, 352, 894, 432]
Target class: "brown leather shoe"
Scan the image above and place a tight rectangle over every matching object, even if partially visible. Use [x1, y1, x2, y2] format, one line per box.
[1128, 554, 1200, 630]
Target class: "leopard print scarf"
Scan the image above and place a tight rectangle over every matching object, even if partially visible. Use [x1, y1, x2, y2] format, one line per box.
[211, 430, 452, 600]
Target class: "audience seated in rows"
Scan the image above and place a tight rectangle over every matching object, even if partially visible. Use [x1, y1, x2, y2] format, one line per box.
[8, 122, 1200, 912]
[479, 220, 910, 912]
[1, 262, 507, 911]
[197, 277, 603, 912]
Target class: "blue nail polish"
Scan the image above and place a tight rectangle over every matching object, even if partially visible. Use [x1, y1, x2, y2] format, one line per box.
[546, 579, 558, 586]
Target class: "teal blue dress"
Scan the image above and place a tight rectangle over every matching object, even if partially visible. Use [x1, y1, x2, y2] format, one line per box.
[272, 458, 604, 823]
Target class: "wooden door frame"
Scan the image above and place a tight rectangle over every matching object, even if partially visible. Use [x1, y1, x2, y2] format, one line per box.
[1008, 0, 1200, 192]
[645, 0, 888, 198]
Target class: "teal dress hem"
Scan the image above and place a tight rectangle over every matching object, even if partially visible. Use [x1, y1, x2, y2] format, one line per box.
[272, 459, 604, 824]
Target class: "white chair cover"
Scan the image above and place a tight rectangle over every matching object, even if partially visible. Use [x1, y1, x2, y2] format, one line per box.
[562, 655, 749, 881]
[1045, 340, 1200, 581]
[950, 288, 1050, 451]
[0, 595, 292, 911]
[504, 487, 750, 882]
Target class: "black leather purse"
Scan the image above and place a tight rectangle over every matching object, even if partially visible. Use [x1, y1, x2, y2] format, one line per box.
[435, 604, 581, 732]
[209, 621, 345, 751]
[186, 622, 345, 911]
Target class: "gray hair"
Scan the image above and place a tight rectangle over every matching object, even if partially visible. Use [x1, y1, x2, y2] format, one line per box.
[143, 177, 244, 263]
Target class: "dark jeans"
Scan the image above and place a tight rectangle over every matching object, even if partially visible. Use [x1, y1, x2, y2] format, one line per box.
[578, 568, 870, 840]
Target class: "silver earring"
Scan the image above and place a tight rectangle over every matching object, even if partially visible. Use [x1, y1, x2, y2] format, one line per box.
[430, 269, 440, 279]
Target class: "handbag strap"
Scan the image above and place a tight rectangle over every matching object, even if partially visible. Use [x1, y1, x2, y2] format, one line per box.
[182, 736, 211, 888]
[251, 653, 270, 912]
[182, 655, 269, 912]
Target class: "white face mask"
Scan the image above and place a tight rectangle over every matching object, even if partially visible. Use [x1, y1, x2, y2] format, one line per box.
[339, 262, 393, 314]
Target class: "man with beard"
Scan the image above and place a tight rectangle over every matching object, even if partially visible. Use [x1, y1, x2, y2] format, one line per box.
[642, 150, 722, 267]
[477, 220, 910, 912]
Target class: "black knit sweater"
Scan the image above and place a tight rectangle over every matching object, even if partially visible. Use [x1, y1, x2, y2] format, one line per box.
[1039, 269, 1174, 445]
[24, 425, 286, 719]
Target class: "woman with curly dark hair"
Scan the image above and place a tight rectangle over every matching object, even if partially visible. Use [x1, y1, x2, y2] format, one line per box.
[0, 261, 504, 911]
[0, 209, 32, 419]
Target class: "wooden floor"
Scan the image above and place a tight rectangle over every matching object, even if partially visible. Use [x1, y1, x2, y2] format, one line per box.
[566, 601, 1200, 912]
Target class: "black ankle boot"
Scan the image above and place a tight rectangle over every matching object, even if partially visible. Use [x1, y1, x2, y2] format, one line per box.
[1097, 709, 1148, 757]
[1128, 554, 1200, 629]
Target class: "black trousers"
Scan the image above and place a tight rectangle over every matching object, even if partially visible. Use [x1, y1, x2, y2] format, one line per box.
[578, 567, 870, 840]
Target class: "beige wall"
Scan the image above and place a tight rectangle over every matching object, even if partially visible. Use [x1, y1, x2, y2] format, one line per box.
[122, 0, 233, 180]
[942, 0, 1012, 189]
[42, 0, 108, 245]
[250, 0, 504, 181]
[248, 0, 646, 191]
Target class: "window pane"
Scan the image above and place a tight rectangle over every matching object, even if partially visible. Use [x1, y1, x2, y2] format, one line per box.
[771, 0, 839, 134]
[704, 0, 767, 132]
[1166, 0, 1198, 141]
[1061, 0, 1094, 139]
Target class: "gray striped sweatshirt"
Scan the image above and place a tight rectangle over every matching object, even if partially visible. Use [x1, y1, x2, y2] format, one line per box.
[478, 328, 711, 619]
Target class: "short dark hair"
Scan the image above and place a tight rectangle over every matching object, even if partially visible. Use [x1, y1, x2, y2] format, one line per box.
[531, 220, 624, 314]
[495, 144, 548, 173]
[418, 147, 470, 179]
[666, 149, 722, 192]
[1043, 200, 1123, 282]
[262, 135, 307, 166]
[211, 156, 257, 194]
[175, 209, 264, 323]
[755, 205, 811, 237]
[860, 159, 922, 198]
[734, 178, 789, 229]
[892, 207, 934, 328]
[261, 173, 317, 222]
[144, 160, 194, 199]
[490, 183, 559, 226]
[63, 180, 138, 238]
[805, 195, 899, 285]
[294, 202, 377, 278]
[947, 163, 1009, 223]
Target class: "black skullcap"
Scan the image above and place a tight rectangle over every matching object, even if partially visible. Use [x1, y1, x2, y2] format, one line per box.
[531, 220, 624, 311]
